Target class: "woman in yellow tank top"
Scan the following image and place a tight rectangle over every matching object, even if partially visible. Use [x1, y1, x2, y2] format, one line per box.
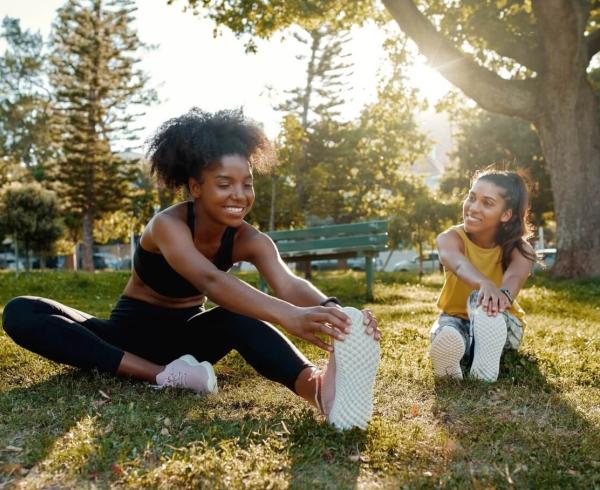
[430, 169, 536, 382]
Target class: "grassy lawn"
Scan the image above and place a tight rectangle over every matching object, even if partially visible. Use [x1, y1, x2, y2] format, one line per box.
[0, 270, 599, 489]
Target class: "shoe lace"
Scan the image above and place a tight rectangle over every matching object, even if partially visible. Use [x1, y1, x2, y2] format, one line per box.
[165, 371, 187, 388]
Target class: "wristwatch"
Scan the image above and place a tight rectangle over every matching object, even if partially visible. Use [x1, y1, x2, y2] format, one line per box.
[500, 288, 514, 305]
[319, 296, 341, 307]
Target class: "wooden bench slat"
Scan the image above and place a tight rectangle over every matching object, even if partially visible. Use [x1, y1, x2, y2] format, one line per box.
[259, 219, 389, 300]
[276, 234, 388, 255]
[268, 220, 388, 241]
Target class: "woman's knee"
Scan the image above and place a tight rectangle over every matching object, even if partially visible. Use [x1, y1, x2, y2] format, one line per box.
[2, 296, 38, 339]
[218, 310, 290, 349]
[225, 311, 273, 337]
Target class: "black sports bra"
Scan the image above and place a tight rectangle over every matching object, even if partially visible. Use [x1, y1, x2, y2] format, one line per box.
[133, 201, 238, 298]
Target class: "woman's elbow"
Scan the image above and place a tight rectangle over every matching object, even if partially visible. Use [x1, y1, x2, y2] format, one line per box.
[437, 249, 452, 270]
[195, 269, 222, 295]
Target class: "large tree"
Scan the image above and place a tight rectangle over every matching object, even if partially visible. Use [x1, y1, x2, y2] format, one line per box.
[279, 25, 354, 224]
[252, 28, 428, 229]
[251, 24, 357, 234]
[0, 17, 55, 183]
[93, 156, 159, 243]
[173, 0, 600, 278]
[50, 0, 156, 270]
[349, 36, 429, 220]
[0, 182, 63, 270]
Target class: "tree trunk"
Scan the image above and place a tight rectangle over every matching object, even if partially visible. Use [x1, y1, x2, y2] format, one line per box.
[82, 210, 94, 271]
[535, 78, 600, 277]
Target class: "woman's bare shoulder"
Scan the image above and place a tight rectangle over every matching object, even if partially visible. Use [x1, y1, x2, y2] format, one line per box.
[141, 202, 190, 251]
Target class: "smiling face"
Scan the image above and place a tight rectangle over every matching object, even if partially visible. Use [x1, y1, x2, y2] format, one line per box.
[463, 179, 513, 239]
[189, 154, 254, 227]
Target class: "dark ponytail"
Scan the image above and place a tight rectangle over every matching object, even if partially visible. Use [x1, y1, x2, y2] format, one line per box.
[473, 169, 536, 270]
[146, 108, 276, 190]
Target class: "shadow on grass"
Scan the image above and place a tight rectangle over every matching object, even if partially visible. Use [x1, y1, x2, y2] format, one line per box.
[0, 367, 365, 489]
[431, 350, 600, 488]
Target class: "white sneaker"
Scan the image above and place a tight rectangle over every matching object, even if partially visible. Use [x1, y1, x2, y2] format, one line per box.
[430, 326, 465, 379]
[326, 307, 381, 430]
[155, 354, 218, 394]
[469, 310, 507, 382]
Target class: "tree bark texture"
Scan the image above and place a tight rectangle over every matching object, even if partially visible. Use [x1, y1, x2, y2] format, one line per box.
[82, 211, 94, 271]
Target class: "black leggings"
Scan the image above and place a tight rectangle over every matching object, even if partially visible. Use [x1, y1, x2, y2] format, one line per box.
[2, 295, 312, 392]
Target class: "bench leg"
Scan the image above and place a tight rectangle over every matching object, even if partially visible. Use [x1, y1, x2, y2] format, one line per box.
[258, 274, 267, 293]
[302, 261, 312, 281]
[365, 255, 374, 300]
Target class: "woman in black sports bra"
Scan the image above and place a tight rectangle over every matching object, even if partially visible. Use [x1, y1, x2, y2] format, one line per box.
[2, 108, 381, 430]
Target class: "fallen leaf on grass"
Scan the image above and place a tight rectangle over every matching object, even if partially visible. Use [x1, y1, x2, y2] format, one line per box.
[98, 390, 111, 399]
[111, 464, 123, 476]
[411, 404, 420, 417]
[443, 439, 462, 456]
[322, 449, 334, 463]
[0, 464, 22, 475]
[348, 450, 369, 463]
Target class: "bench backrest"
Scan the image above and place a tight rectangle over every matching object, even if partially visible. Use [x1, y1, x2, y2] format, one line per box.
[267, 220, 389, 259]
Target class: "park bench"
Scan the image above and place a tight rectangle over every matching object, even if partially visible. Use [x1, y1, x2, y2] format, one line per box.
[259, 219, 389, 300]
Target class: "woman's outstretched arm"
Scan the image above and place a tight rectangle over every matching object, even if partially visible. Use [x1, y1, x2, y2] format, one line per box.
[437, 228, 504, 315]
[501, 242, 535, 300]
[242, 231, 381, 341]
[151, 215, 350, 351]
[241, 232, 334, 306]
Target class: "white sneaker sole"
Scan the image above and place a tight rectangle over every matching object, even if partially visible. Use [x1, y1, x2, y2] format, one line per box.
[328, 307, 380, 430]
[180, 354, 218, 394]
[469, 311, 507, 382]
[430, 327, 464, 379]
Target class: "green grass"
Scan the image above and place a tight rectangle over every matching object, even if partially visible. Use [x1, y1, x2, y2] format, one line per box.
[0, 270, 599, 489]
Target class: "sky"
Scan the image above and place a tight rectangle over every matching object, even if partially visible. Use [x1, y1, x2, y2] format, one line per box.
[1, 0, 452, 151]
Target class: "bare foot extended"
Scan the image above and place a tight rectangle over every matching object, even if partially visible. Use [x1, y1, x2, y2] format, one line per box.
[316, 307, 380, 430]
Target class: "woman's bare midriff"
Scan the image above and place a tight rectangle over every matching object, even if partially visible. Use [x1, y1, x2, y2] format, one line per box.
[122, 269, 207, 309]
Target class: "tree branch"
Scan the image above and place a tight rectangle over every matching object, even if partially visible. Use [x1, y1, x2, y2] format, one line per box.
[587, 29, 600, 62]
[381, 0, 538, 121]
[532, 0, 586, 75]
[475, 22, 542, 73]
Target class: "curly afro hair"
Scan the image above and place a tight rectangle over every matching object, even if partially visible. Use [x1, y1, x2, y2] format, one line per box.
[147, 108, 276, 190]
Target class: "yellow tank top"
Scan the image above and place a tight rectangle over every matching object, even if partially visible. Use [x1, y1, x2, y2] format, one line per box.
[437, 225, 525, 323]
